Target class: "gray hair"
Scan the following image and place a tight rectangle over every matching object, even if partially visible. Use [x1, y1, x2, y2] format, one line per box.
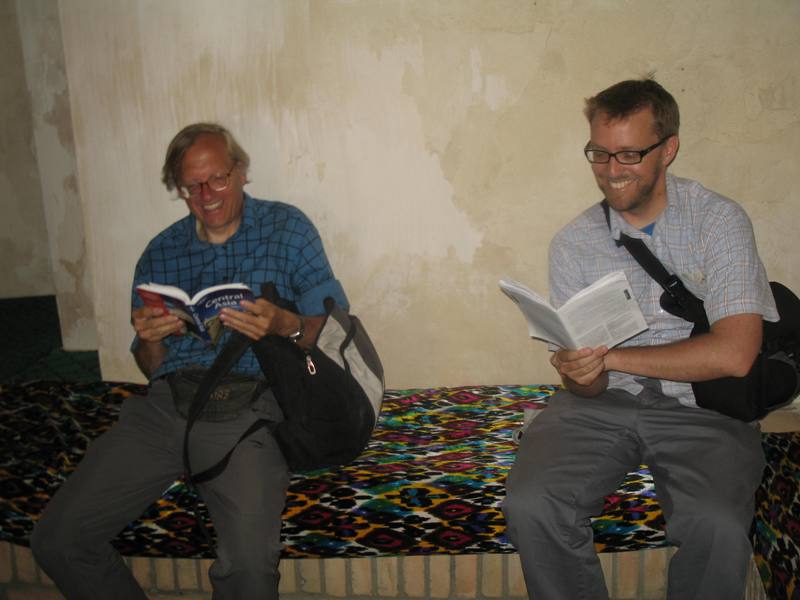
[161, 122, 250, 191]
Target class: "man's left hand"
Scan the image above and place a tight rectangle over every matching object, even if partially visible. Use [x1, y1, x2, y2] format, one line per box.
[220, 299, 296, 341]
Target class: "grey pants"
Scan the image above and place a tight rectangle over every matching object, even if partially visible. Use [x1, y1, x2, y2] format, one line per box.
[502, 385, 765, 600]
[31, 379, 289, 600]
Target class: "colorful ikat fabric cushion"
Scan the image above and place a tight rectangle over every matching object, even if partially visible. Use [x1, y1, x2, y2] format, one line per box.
[1, 381, 669, 559]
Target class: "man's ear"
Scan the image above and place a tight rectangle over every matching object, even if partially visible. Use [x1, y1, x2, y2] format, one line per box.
[663, 135, 680, 167]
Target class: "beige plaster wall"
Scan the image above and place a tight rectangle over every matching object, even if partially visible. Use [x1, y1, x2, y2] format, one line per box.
[58, 0, 800, 387]
[0, 0, 53, 298]
[16, 0, 96, 349]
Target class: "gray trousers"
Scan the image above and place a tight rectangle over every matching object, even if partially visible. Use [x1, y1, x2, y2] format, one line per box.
[502, 385, 765, 600]
[31, 379, 289, 600]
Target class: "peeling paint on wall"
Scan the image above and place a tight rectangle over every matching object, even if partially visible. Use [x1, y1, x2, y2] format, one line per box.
[16, 0, 96, 349]
[0, 0, 54, 298]
[53, 0, 799, 386]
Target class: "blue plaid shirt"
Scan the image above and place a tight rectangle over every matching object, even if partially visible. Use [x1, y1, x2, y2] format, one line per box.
[131, 194, 348, 380]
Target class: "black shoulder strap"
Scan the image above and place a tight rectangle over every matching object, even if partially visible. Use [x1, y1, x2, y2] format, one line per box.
[600, 200, 707, 326]
[181, 330, 251, 482]
[601, 201, 672, 285]
[182, 281, 296, 486]
[178, 326, 253, 550]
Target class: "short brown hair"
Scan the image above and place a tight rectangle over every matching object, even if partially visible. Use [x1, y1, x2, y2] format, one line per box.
[161, 122, 250, 191]
[584, 78, 680, 139]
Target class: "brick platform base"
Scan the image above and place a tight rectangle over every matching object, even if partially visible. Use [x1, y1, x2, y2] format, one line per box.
[0, 541, 767, 599]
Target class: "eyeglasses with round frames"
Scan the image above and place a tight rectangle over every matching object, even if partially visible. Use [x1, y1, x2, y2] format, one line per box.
[584, 137, 670, 165]
[177, 165, 236, 199]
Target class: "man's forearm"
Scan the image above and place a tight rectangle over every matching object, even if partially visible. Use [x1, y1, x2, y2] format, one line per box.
[133, 339, 168, 379]
[605, 313, 762, 382]
[606, 339, 747, 382]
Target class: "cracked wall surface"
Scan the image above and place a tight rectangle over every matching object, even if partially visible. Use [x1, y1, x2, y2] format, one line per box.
[0, 0, 54, 299]
[5, 0, 97, 349]
[53, 0, 799, 386]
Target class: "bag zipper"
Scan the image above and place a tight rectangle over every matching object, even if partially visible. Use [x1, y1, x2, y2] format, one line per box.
[305, 353, 317, 375]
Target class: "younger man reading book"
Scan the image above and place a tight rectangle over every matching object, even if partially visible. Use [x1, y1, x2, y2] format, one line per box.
[32, 123, 348, 600]
[502, 79, 777, 600]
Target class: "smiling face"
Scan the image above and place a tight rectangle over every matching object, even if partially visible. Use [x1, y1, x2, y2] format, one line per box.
[179, 133, 247, 244]
[588, 107, 678, 228]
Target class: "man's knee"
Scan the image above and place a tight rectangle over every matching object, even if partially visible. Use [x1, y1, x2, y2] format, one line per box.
[227, 526, 282, 565]
[666, 500, 753, 548]
[503, 476, 558, 536]
[30, 511, 76, 569]
[29, 520, 50, 564]
[211, 551, 277, 577]
[211, 508, 284, 572]
[210, 535, 282, 595]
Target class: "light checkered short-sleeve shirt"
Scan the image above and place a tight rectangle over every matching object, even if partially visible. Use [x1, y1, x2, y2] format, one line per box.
[549, 174, 778, 406]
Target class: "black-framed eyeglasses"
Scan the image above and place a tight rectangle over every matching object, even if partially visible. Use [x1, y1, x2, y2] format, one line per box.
[584, 137, 670, 165]
[177, 165, 236, 199]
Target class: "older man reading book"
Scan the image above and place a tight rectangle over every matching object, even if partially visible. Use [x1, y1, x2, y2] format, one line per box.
[31, 122, 348, 600]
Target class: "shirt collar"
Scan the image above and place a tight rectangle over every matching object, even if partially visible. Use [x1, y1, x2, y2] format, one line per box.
[240, 193, 256, 230]
[188, 192, 255, 248]
[607, 173, 677, 242]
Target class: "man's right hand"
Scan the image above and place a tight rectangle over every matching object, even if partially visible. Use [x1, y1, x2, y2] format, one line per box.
[550, 346, 609, 397]
[131, 306, 183, 344]
[131, 306, 182, 378]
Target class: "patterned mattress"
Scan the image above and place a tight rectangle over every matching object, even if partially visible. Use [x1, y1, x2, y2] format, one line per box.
[3, 382, 796, 598]
[1, 381, 666, 560]
[752, 431, 800, 600]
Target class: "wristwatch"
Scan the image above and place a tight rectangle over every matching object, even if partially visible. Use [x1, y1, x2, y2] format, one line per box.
[287, 315, 305, 343]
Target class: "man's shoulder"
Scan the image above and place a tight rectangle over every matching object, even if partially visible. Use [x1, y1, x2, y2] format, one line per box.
[667, 174, 751, 227]
[247, 195, 299, 215]
[142, 214, 194, 253]
[551, 201, 607, 247]
[667, 175, 744, 214]
[246, 196, 316, 231]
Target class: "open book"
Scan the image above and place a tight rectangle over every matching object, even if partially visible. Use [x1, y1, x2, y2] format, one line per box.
[499, 271, 648, 349]
[136, 282, 255, 345]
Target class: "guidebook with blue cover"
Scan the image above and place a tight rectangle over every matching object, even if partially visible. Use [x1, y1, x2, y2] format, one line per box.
[136, 282, 255, 345]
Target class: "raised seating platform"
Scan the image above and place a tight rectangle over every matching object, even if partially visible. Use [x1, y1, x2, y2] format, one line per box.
[1, 381, 796, 598]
